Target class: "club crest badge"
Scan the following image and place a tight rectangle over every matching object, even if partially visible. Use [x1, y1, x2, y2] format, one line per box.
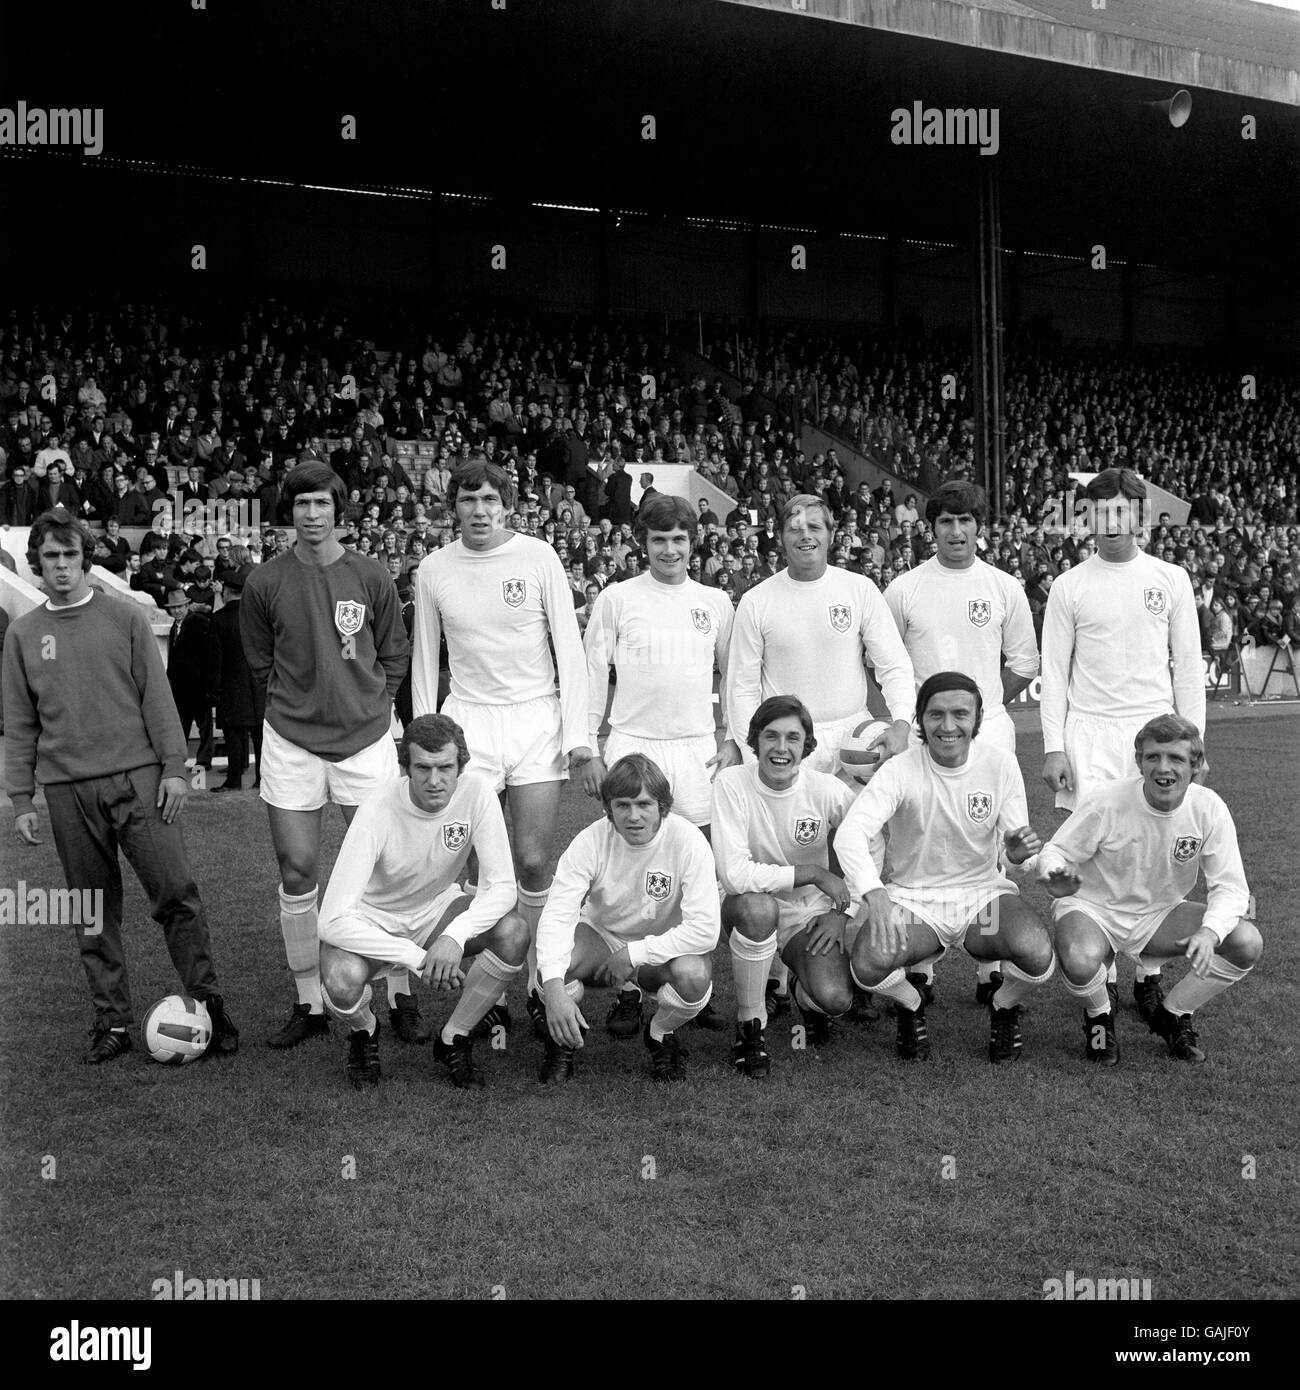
[1144, 588, 1167, 615]
[967, 792, 992, 823]
[968, 598, 991, 628]
[691, 608, 712, 634]
[502, 577, 526, 609]
[334, 600, 365, 637]
[828, 603, 852, 634]
[1172, 835, 1202, 864]
[645, 871, 672, 901]
[442, 822, 470, 852]
[793, 816, 822, 846]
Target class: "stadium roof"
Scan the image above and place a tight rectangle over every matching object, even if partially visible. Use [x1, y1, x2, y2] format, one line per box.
[722, 0, 1300, 104]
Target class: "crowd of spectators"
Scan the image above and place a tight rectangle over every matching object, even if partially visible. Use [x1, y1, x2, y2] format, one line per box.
[2, 301, 1298, 679]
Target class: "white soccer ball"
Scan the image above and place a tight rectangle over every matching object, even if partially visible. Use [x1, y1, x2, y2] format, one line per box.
[141, 994, 212, 1065]
[839, 719, 892, 785]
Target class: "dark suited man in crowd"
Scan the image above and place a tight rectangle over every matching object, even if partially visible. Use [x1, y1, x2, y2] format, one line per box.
[207, 564, 264, 792]
[164, 584, 214, 773]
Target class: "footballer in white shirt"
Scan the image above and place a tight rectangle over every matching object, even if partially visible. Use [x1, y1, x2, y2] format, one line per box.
[835, 672, 1055, 1063]
[411, 460, 593, 1036]
[1040, 467, 1207, 1011]
[884, 479, 1039, 1006]
[579, 494, 739, 1036]
[711, 695, 864, 1078]
[534, 754, 721, 1084]
[1039, 713, 1261, 1066]
[316, 714, 530, 1090]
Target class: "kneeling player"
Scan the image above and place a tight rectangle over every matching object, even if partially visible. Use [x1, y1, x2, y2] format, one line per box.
[317, 714, 528, 1089]
[836, 672, 1054, 1062]
[711, 696, 863, 1077]
[535, 754, 720, 1084]
[1040, 713, 1261, 1065]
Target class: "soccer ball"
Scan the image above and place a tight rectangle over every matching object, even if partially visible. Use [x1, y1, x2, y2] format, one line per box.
[839, 719, 892, 785]
[140, 995, 212, 1065]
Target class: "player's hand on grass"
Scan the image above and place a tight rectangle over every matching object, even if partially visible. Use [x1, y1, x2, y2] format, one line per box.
[871, 720, 911, 767]
[1042, 752, 1074, 794]
[864, 887, 906, 958]
[543, 979, 589, 1048]
[806, 911, 848, 956]
[421, 936, 466, 991]
[1003, 825, 1041, 865]
[594, 945, 637, 989]
[157, 776, 189, 823]
[707, 739, 742, 780]
[814, 869, 851, 913]
[1176, 926, 1218, 979]
[15, 812, 40, 845]
[1041, 865, 1081, 898]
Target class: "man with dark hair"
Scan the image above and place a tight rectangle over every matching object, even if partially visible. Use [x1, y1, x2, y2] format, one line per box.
[165, 582, 214, 773]
[2, 511, 238, 1063]
[710, 694, 862, 1077]
[1041, 713, 1260, 1065]
[240, 461, 411, 1049]
[207, 564, 263, 792]
[317, 713, 529, 1089]
[836, 672, 1053, 1063]
[535, 753, 720, 1084]
[411, 460, 591, 1037]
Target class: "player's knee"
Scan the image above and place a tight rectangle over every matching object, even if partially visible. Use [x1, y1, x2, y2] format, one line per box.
[727, 893, 778, 941]
[668, 954, 712, 1002]
[514, 847, 550, 891]
[277, 859, 317, 896]
[494, 910, 531, 964]
[319, 946, 365, 1006]
[1010, 925, 1054, 976]
[1222, 918, 1263, 968]
[1055, 935, 1102, 983]
[809, 976, 855, 1017]
[848, 934, 893, 979]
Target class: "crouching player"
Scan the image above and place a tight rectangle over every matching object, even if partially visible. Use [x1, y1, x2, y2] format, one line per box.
[535, 754, 719, 1084]
[317, 714, 528, 1089]
[711, 696, 862, 1078]
[1040, 713, 1261, 1065]
[835, 672, 1054, 1062]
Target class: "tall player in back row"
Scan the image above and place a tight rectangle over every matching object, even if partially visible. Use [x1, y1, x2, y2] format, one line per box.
[240, 462, 410, 1049]
[411, 459, 592, 1034]
[884, 479, 1039, 1006]
[1040, 467, 1206, 1021]
[580, 494, 738, 1037]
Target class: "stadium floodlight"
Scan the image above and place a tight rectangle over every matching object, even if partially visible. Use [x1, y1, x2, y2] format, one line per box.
[1142, 89, 1192, 128]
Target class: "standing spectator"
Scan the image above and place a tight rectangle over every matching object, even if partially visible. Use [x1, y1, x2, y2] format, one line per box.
[207, 564, 263, 792]
[165, 584, 215, 773]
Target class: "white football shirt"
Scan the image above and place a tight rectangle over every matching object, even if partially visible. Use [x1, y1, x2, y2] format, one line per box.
[536, 813, 721, 982]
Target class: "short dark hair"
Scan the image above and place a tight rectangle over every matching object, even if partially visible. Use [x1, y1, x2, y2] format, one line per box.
[448, 459, 515, 510]
[283, 461, 346, 522]
[915, 670, 983, 743]
[398, 713, 470, 773]
[27, 509, 95, 575]
[925, 480, 988, 528]
[1084, 467, 1147, 502]
[635, 493, 697, 546]
[746, 694, 817, 757]
[600, 753, 673, 820]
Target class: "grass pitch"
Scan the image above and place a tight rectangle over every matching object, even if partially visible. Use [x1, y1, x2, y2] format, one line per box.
[1, 708, 1297, 1301]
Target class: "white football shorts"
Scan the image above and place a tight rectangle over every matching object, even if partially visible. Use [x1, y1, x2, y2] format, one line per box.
[603, 729, 718, 826]
[1051, 896, 1173, 958]
[1056, 711, 1164, 811]
[882, 878, 1019, 949]
[318, 885, 468, 971]
[443, 692, 565, 791]
[260, 722, 399, 812]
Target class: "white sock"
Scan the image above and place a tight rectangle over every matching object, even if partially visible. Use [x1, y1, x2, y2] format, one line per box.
[768, 955, 790, 994]
[519, 883, 550, 1006]
[651, 982, 710, 1040]
[443, 951, 522, 1043]
[731, 931, 778, 1024]
[1164, 956, 1251, 1016]
[852, 964, 922, 1011]
[385, 969, 410, 1006]
[1135, 957, 1163, 981]
[975, 959, 1000, 983]
[279, 886, 322, 1012]
[991, 956, 1055, 1009]
[911, 951, 942, 983]
[1105, 962, 1118, 984]
[1064, 964, 1113, 1015]
[321, 980, 375, 1034]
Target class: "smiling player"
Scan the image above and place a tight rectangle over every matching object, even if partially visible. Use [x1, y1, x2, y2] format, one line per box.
[317, 714, 528, 1089]
[711, 695, 865, 1076]
[1040, 713, 1260, 1066]
[835, 672, 1054, 1062]
[534, 754, 720, 1084]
